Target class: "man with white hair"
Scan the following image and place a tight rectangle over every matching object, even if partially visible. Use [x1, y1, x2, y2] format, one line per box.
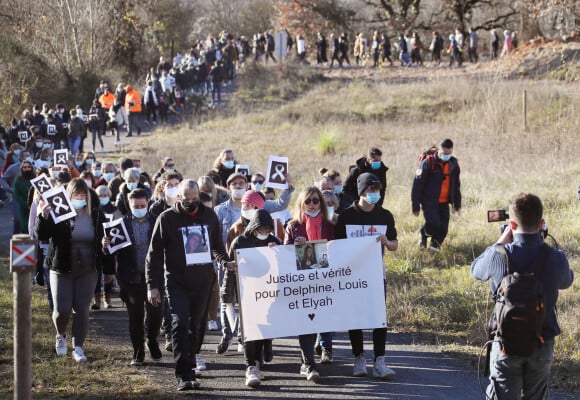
[146, 179, 230, 391]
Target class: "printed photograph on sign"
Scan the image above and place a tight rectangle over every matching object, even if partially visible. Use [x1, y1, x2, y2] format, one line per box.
[103, 218, 132, 254]
[295, 240, 329, 270]
[30, 174, 53, 195]
[345, 224, 387, 239]
[81, 114, 89, 124]
[54, 149, 68, 167]
[235, 164, 250, 178]
[180, 225, 211, 266]
[41, 185, 77, 224]
[18, 131, 28, 143]
[47, 124, 57, 135]
[265, 155, 289, 190]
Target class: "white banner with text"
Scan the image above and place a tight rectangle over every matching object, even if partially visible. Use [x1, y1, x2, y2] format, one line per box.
[236, 236, 386, 342]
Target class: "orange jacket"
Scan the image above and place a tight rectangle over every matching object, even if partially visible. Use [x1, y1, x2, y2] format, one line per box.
[125, 89, 142, 113]
[99, 92, 116, 111]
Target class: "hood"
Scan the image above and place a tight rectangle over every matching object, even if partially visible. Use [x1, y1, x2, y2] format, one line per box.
[244, 209, 274, 236]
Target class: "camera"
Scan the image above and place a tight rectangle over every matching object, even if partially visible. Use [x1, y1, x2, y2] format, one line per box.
[487, 209, 549, 239]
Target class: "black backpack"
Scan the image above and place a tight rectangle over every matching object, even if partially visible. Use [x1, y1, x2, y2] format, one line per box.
[491, 244, 550, 357]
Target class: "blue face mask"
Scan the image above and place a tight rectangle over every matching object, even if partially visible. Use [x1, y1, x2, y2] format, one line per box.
[93, 169, 102, 178]
[104, 172, 116, 182]
[51, 170, 59, 179]
[85, 158, 94, 165]
[25, 157, 33, 163]
[366, 192, 381, 205]
[370, 161, 381, 170]
[334, 185, 343, 194]
[223, 160, 235, 169]
[327, 206, 335, 220]
[304, 209, 321, 218]
[253, 183, 263, 191]
[127, 182, 138, 191]
[439, 153, 452, 162]
[75, 161, 82, 167]
[13, 149, 21, 156]
[99, 197, 110, 206]
[71, 199, 87, 209]
[131, 208, 147, 219]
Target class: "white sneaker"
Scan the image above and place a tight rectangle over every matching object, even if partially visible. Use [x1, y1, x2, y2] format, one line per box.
[373, 356, 395, 379]
[245, 365, 261, 388]
[195, 353, 206, 371]
[72, 346, 87, 362]
[207, 320, 219, 331]
[55, 335, 67, 356]
[237, 343, 244, 353]
[353, 355, 368, 377]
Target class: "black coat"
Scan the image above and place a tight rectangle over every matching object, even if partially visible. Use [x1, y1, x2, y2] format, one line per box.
[36, 191, 105, 274]
[344, 156, 389, 206]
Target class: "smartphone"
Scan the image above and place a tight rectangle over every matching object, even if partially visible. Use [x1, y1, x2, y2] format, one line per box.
[487, 210, 508, 223]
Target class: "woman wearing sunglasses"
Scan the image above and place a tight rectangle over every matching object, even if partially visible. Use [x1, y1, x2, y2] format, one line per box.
[284, 186, 334, 382]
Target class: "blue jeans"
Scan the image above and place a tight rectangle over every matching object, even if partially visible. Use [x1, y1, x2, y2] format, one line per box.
[67, 136, 81, 155]
[487, 339, 554, 400]
[317, 332, 334, 350]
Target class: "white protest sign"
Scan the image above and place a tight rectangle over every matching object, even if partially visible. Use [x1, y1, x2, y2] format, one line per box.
[41, 185, 77, 224]
[18, 131, 28, 143]
[235, 164, 250, 178]
[103, 218, 132, 253]
[237, 236, 386, 342]
[265, 155, 288, 190]
[345, 224, 387, 238]
[30, 174, 53, 195]
[53, 149, 68, 167]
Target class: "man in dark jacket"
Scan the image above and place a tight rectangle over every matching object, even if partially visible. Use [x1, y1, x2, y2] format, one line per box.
[411, 138, 461, 250]
[344, 147, 388, 206]
[146, 179, 230, 391]
[471, 192, 573, 400]
[335, 172, 398, 380]
[105, 189, 162, 366]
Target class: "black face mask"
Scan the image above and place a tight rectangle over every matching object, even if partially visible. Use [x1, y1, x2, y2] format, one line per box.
[182, 199, 200, 212]
[22, 171, 35, 180]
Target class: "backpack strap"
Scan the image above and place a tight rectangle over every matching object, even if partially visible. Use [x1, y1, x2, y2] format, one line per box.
[494, 242, 551, 276]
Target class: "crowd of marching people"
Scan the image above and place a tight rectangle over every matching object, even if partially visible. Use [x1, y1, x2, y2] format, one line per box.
[2, 131, 410, 390]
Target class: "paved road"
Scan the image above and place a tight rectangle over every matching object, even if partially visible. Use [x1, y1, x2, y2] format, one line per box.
[88, 296, 577, 400]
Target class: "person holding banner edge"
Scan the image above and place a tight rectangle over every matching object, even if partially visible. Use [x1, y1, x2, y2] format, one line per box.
[284, 186, 335, 382]
[229, 208, 281, 388]
[334, 172, 398, 379]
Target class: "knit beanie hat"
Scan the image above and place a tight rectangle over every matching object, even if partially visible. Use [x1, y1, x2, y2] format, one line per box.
[242, 190, 265, 209]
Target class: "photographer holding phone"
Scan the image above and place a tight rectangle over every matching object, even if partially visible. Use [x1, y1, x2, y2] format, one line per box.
[471, 193, 573, 400]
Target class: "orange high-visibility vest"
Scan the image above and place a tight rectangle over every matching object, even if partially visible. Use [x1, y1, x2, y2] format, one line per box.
[125, 90, 142, 113]
[99, 92, 116, 111]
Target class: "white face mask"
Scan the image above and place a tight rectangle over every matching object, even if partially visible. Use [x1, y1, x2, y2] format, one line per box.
[231, 188, 246, 200]
[165, 187, 179, 199]
[255, 233, 269, 241]
[241, 209, 256, 220]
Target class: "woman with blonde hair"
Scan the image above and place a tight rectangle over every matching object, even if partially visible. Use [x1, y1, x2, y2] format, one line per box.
[284, 186, 335, 381]
[36, 178, 105, 362]
[198, 175, 230, 207]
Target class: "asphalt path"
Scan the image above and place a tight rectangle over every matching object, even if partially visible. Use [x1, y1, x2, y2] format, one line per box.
[86, 295, 578, 400]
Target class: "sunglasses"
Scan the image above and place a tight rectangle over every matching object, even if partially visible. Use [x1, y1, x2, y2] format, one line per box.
[252, 180, 264, 184]
[304, 197, 320, 205]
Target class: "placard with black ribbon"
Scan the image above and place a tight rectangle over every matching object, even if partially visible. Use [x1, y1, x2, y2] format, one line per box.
[103, 218, 132, 254]
[41, 185, 77, 224]
[30, 174, 53, 195]
[265, 155, 289, 190]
